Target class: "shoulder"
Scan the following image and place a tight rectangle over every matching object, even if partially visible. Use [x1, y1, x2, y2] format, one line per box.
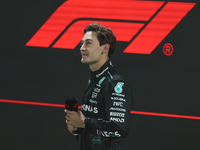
[103, 66, 123, 82]
[101, 67, 131, 90]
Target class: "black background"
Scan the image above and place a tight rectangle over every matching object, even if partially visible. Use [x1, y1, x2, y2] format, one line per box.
[0, 0, 200, 149]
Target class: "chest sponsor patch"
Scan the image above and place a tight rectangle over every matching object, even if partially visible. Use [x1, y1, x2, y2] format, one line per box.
[114, 82, 124, 94]
[110, 112, 125, 117]
[82, 104, 98, 113]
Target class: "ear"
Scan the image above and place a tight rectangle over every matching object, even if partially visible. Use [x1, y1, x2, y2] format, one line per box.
[102, 43, 110, 54]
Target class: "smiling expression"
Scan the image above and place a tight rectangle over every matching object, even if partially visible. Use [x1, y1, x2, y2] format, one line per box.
[80, 31, 106, 66]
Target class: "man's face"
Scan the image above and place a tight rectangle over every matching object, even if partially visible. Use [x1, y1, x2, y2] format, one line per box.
[80, 31, 104, 65]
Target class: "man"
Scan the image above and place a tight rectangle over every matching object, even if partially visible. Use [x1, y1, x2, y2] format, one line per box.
[65, 22, 133, 150]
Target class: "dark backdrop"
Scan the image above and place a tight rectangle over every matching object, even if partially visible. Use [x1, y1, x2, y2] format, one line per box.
[0, 0, 200, 149]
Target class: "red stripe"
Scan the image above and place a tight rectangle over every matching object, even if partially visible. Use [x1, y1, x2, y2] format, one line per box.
[53, 20, 144, 49]
[131, 111, 200, 120]
[0, 99, 64, 108]
[73, 102, 79, 108]
[124, 2, 196, 54]
[65, 104, 70, 108]
[26, 0, 163, 48]
[0, 99, 200, 120]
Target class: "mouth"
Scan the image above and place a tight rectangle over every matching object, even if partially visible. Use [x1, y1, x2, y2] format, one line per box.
[82, 54, 88, 57]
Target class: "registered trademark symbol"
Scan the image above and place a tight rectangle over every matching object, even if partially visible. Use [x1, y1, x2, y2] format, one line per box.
[163, 43, 173, 56]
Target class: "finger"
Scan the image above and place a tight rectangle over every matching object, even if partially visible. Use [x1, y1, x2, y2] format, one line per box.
[77, 110, 82, 115]
[66, 119, 70, 124]
[67, 124, 77, 131]
[74, 126, 78, 130]
[66, 118, 73, 125]
[65, 109, 75, 114]
[65, 116, 70, 122]
[78, 110, 83, 115]
[67, 124, 71, 127]
[65, 109, 70, 113]
[65, 115, 70, 120]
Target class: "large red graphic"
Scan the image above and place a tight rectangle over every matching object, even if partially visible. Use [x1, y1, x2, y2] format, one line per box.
[26, 0, 196, 54]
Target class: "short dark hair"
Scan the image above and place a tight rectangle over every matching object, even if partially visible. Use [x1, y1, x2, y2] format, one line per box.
[84, 22, 117, 58]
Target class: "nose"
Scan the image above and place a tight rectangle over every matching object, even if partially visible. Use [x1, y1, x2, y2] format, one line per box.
[80, 43, 86, 51]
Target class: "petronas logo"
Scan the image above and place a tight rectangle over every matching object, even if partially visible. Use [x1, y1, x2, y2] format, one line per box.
[114, 82, 124, 94]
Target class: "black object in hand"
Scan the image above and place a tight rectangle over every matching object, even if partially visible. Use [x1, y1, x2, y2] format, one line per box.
[65, 96, 79, 140]
[65, 96, 79, 111]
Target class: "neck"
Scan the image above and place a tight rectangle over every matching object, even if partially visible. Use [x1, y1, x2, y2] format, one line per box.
[89, 57, 109, 72]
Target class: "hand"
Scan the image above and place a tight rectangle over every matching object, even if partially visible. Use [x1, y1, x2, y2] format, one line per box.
[67, 124, 78, 134]
[65, 109, 85, 128]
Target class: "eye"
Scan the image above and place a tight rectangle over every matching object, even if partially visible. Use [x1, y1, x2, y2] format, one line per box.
[86, 42, 91, 45]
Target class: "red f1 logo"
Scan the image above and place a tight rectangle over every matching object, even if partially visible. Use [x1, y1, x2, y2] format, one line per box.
[26, 0, 196, 54]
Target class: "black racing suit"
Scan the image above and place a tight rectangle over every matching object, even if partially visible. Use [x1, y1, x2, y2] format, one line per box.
[79, 60, 133, 150]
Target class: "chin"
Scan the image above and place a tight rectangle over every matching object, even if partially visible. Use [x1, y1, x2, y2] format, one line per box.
[81, 58, 88, 64]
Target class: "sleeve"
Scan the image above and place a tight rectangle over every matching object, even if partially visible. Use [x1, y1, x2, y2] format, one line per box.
[84, 80, 133, 138]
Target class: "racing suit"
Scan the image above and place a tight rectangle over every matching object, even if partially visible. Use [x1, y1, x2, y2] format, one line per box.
[80, 60, 133, 150]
